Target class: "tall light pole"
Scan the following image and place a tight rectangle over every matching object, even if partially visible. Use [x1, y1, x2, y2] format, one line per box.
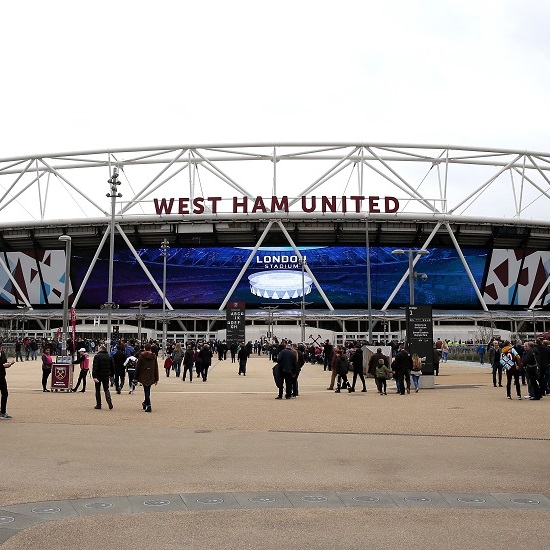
[528, 307, 542, 340]
[160, 239, 169, 355]
[391, 249, 430, 305]
[59, 235, 72, 355]
[300, 256, 307, 343]
[105, 168, 121, 350]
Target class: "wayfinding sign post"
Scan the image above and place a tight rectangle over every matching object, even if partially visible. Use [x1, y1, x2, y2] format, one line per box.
[406, 305, 434, 376]
[226, 301, 246, 343]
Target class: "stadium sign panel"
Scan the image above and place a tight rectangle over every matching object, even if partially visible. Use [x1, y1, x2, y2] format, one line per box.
[153, 195, 400, 215]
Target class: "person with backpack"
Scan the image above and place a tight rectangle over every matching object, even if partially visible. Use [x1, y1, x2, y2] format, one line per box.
[500, 340, 523, 400]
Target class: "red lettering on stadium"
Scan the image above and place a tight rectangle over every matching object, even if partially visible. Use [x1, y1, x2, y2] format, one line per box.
[153, 196, 400, 215]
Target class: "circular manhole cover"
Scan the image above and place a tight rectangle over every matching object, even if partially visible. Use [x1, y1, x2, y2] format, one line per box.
[144, 500, 170, 506]
[196, 497, 224, 504]
[32, 507, 61, 514]
[404, 497, 432, 503]
[85, 502, 113, 509]
[457, 498, 486, 504]
[301, 496, 328, 502]
[353, 496, 380, 503]
[511, 498, 540, 505]
[248, 497, 276, 503]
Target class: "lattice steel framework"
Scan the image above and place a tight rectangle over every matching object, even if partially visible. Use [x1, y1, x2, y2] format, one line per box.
[1, 143, 550, 328]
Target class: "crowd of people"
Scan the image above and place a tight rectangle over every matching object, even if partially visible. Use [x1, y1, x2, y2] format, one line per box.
[480, 337, 549, 400]
[2, 331, 547, 421]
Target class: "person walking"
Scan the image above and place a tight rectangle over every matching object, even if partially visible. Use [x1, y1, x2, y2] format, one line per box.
[135, 343, 159, 412]
[182, 344, 195, 382]
[441, 340, 449, 363]
[41, 347, 53, 392]
[394, 344, 412, 395]
[433, 345, 441, 376]
[501, 341, 523, 400]
[476, 343, 485, 364]
[0, 343, 15, 419]
[411, 353, 422, 392]
[291, 344, 305, 397]
[112, 345, 127, 394]
[375, 357, 392, 395]
[124, 354, 137, 394]
[92, 345, 115, 410]
[71, 348, 90, 392]
[198, 344, 213, 382]
[276, 342, 297, 399]
[237, 343, 248, 375]
[523, 341, 542, 400]
[14, 341, 23, 362]
[171, 343, 184, 378]
[334, 350, 350, 393]
[489, 340, 503, 388]
[349, 346, 367, 393]
[323, 340, 334, 371]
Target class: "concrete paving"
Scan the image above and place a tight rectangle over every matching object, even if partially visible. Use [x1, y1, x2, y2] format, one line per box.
[1, 354, 549, 548]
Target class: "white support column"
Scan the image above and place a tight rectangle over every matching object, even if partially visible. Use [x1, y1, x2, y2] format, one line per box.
[218, 221, 275, 311]
[115, 224, 174, 309]
[275, 220, 335, 311]
[71, 227, 111, 308]
[444, 222, 489, 311]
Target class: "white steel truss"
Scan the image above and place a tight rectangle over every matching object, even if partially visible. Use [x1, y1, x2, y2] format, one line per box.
[1, 143, 550, 317]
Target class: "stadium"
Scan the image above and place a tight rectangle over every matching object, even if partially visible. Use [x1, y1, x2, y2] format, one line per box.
[1, 142, 550, 344]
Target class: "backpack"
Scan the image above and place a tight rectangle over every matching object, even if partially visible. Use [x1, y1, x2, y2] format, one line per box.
[500, 348, 517, 371]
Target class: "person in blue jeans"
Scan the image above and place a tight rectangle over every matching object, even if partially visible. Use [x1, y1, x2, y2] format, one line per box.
[476, 343, 485, 364]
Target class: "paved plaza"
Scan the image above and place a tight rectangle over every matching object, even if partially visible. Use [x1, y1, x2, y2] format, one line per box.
[1, 354, 549, 549]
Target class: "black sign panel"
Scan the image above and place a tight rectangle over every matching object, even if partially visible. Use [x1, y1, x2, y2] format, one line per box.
[406, 305, 434, 375]
[226, 301, 246, 343]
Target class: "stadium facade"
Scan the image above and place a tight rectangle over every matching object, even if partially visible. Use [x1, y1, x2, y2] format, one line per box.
[1, 143, 550, 342]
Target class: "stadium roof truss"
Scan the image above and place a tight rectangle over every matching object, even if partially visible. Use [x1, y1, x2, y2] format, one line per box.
[1, 143, 550, 319]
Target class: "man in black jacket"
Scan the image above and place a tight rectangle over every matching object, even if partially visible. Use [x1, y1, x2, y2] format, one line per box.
[276, 343, 297, 399]
[112, 345, 127, 394]
[394, 344, 412, 395]
[92, 345, 115, 410]
[0, 344, 14, 419]
[526, 341, 543, 400]
[534, 339, 549, 395]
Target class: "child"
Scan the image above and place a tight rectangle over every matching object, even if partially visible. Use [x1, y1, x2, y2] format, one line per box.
[375, 358, 392, 395]
[125, 355, 137, 394]
[163, 355, 173, 377]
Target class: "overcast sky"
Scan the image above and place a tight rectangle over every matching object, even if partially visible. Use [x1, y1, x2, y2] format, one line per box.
[2, 0, 549, 158]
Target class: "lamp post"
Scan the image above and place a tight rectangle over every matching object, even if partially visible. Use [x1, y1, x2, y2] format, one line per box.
[105, 168, 121, 350]
[160, 239, 169, 356]
[391, 249, 430, 305]
[299, 256, 307, 343]
[528, 307, 542, 340]
[260, 305, 279, 341]
[58, 235, 72, 355]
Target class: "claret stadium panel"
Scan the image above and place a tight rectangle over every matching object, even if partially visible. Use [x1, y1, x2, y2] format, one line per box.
[1, 143, 550, 332]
